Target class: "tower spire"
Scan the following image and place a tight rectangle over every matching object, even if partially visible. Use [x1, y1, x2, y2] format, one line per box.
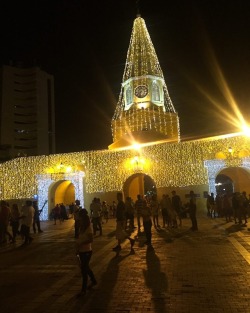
[109, 16, 180, 150]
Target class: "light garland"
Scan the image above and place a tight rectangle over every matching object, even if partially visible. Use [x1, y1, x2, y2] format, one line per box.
[0, 134, 249, 206]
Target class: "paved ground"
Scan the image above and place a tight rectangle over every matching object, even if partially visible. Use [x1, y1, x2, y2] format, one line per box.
[1, 213, 250, 313]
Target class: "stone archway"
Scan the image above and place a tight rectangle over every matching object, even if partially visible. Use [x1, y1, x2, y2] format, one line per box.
[49, 180, 75, 214]
[123, 173, 156, 202]
[205, 158, 250, 195]
[215, 174, 234, 195]
[37, 172, 84, 220]
[216, 167, 250, 194]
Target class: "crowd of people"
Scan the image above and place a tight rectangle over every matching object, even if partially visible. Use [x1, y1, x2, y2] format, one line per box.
[73, 190, 198, 296]
[0, 200, 43, 246]
[206, 191, 250, 225]
[2, 190, 250, 298]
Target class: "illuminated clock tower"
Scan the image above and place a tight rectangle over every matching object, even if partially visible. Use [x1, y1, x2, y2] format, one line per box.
[109, 15, 180, 150]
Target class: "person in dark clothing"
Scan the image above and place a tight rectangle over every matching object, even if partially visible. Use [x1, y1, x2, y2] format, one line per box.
[171, 191, 182, 226]
[32, 201, 43, 233]
[232, 192, 240, 224]
[187, 191, 198, 231]
[112, 192, 135, 252]
[141, 202, 152, 246]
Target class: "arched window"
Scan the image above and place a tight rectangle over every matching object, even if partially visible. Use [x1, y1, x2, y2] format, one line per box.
[126, 86, 132, 105]
[152, 82, 160, 101]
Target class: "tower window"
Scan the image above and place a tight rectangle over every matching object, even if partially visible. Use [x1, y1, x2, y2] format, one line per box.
[152, 82, 160, 101]
[125, 86, 132, 106]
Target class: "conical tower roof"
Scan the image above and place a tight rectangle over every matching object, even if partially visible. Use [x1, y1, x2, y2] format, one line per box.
[123, 15, 165, 80]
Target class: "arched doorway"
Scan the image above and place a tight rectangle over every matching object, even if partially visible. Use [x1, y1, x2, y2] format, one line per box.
[215, 174, 233, 195]
[216, 167, 250, 195]
[37, 172, 84, 220]
[49, 180, 75, 214]
[123, 173, 156, 202]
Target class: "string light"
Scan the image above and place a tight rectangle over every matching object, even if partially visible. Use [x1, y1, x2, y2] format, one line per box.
[0, 134, 249, 208]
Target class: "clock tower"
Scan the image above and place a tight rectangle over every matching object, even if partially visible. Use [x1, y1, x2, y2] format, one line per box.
[109, 15, 180, 150]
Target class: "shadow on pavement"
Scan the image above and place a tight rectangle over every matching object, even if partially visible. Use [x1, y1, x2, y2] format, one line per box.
[70, 250, 133, 312]
[225, 223, 247, 234]
[143, 245, 169, 313]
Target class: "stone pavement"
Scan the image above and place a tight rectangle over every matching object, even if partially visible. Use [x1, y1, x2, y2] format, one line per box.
[1, 213, 250, 313]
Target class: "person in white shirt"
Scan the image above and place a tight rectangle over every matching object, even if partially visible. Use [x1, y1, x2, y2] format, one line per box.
[20, 200, 35, 245]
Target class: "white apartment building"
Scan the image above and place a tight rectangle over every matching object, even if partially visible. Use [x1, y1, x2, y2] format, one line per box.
[0, 65, 55, 158]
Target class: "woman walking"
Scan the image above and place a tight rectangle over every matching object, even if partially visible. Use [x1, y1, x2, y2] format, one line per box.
[75, 209, 97, 297]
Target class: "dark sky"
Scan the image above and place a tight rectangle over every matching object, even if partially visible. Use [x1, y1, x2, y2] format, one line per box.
[1, 0, 250, 153]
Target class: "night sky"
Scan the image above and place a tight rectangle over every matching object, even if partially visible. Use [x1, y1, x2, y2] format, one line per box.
[1, 0, 250, 153]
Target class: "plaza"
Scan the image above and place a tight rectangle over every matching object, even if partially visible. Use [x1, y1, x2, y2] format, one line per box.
[1, 214, 250, 312]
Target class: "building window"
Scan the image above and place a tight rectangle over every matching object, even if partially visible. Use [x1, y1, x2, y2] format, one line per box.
[125, 86, 132, 106]
[152, 82, 160, 101]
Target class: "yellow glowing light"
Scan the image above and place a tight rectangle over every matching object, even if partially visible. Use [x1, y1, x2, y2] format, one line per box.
[139, 103, 147, 109]
[242, 123, 250, 137]
[132, 142, 141, 151]
[65, 166, 72, 173]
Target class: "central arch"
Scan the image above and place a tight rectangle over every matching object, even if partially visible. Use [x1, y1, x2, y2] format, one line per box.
[123, 173, 156, 202]
[49, 180, 75, 213]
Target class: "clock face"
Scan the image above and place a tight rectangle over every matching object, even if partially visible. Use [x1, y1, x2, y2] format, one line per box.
[134, 85, 148, 98]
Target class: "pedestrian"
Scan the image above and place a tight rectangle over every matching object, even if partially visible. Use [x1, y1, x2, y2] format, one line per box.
[53, 204, 61, 225]
[0, 200, 13, 244]
[160, 194, 168, 228]
[32, 201, 43, 233]
[90, 198, 102, 236]
[232, 192, 239, 224]
[141, 201, 153, 246]
[112, 192, 135, 253]
[150, 194, 159, 228]
[166, 194, 177, 228]
[171, 191, 182, 226]
[20, 200, 35, 245]
[75, 209, 97, 297]
[101, 201, 109, 223]
[134, 194, 146, 232]
[73, 200, 81, 238]
[125, 196, 135, 230]
[10, 203, 21, 242]
[187, 191, 198, 231]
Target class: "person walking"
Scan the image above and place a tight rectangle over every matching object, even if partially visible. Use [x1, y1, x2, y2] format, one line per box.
[141, 201, 153, 246]
[160, 194, 168, 228]
[75, 209, 97, 297]
[134, 194, 146, 232]
[90, 198, 102, 236]
[10, 203, 21, 242]
[150, 194, 159, 228]
[112, 192, 135, 253]
[0, 200, 13, 244]
[32, 201, 43, 233]
[187, 191, 198, 231]
[171, 191, 182, 226]
[73, 200, 81, 238]
[20, 200, 35, 245]
[125, 196, 135, 230]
